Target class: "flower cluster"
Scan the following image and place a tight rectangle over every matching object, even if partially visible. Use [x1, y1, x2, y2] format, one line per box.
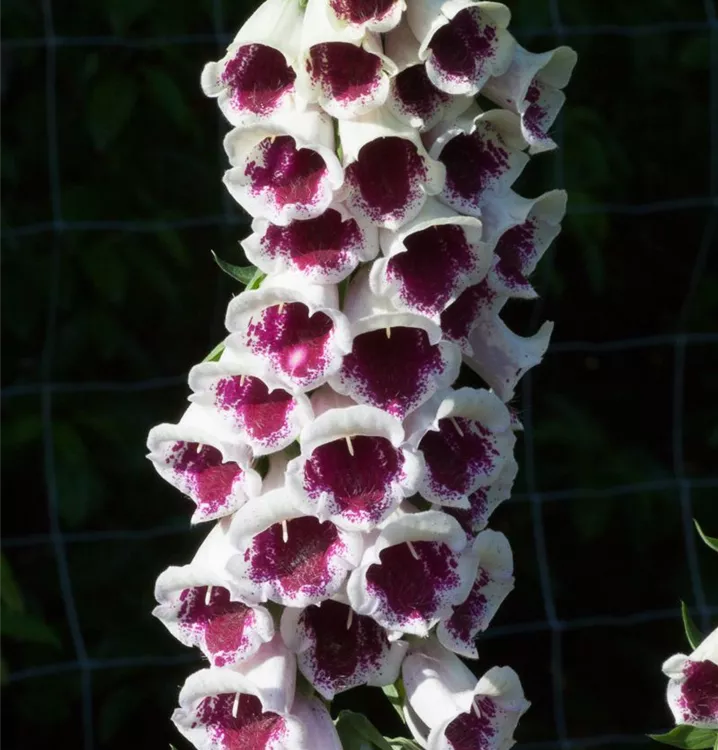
[148, 0, 575, 747]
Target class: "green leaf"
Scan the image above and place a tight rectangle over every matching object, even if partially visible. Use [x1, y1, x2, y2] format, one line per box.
[649, 726, 718, 748]
[0, 554, 25, 613]
[202, 341, 225, 363]
[334, 710, 393, 750]
[210, 251, 263, 286]
[681, 601, 704, 650]
[87, 73, 138, 151]
[1, 608, 62, 648]
[694, 520, 718, 553]
[382, 680, 406, 721]
[387, 740, 422, 750]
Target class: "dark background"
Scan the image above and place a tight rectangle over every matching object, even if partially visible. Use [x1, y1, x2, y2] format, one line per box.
[2, 0, 717, 748]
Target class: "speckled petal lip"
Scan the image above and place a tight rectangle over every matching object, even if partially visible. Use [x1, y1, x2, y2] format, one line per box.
[328, 0, 405, 34]
[439, 279, 501, 353]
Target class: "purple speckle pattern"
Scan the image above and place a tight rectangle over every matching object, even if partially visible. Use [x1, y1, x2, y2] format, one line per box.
[261, 209, 364, 280]
[441, 568, 490, 648]
[166, 441, 245, 521]
[337, 326, 447, 419]
[386, 224, 476, 317]
[419, 417, 500, 505]
[296, 600, 389, 696]
[221, 44, 296, 118]
[440, 280, 497, 351]
[244, 136, 328, 214]
[365, 541, 461, 630]
[246, 516, 348, 603]
[443, 487, 492, 541]
[345, 137, 429, 227]
[391, 65, 452, 125]
[244, 302, 335, 389]
[523, 80, 550, 140]
[329, 0, 395, 25]
[194, 693, 288, 749]
[493, 219, 538, 295]
[177, 586, 256, 667]
[306, 42, 382, 108]
[303, 435, 405, 526]
[443, 696, 498, 750]
[679, 659, 718, 724]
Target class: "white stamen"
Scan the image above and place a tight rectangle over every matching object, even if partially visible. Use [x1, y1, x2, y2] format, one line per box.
[472, 698, 481, 719]
[240, 374, 246, 386]
[346, 608, 354, 630]
[449, 417, 464, 437]
[281, 519, 289, 543]
[205, 585, 213, 606]
[232, 692, 240, 718]
[345, 435, 355, 456]
[406, 541, 420, 560]
[385, 327, 391, 339]
[278, 302, 285, 314]
[196, 443, 204, 453]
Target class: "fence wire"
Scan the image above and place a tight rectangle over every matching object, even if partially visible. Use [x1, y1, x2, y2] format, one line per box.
[2, 2, 717, 749]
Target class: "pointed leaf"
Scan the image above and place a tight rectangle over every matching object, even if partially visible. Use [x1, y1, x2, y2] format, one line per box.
[334, 710, 393, 750]
[649, 726, 717, 749]
[202, 342, 225, 363]
[1, 609, 61, 648]
[694, 520, 718, 553]
[210, 251, 260, 285]
[382, 681, 405, 721]
[681, 601, 704, 650]
[0, 554, 24, 613]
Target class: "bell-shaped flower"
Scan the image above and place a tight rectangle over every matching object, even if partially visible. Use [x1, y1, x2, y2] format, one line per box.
[439, 278, 501, 352]
[437, 530, 514, 658]
[370, 198, 492, 321]
[402, 637, 529, 750]
[298, 0, 398, 119]
[483, 41, 578, 154]
[405, 388, 514, 507]
[347, 510, 477, 636]
[281, 599, 408, 699]
[339, 108, 446, 230]
[227, 468, 364, 607]
[437, 457, 517, 542]
[224, 276, 352, 393]
[242, 204, 379, 285]
[488, 189, 567, 299]
[406, 0, 514, 96]
[330, 272, 461, 419]
[285, 404, 424, 530]
[147, 405, 262, 524]
[385, 19, 473, 132]
[154, 521, 275, 668]
[325, 0, 406, 37]
[223, 109, 343, 226]
[426, 106, 528, 220]
[188, 359, 314, 456]
[200, 0, 305, 127]
[662, 627, 718, 728]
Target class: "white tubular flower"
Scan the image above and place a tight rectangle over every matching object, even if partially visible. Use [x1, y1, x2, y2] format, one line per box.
[437, 529, 514, 659]
[426, 105, 529, 220]
[385, 19, 473, 132]
[298, 0, 398, 119]
[281, 600, 408, 699]
[242, 204, 379, 285]
[223, 109, 343, 226]
[188, 359, 314, 456]
[346, 510, 477, 636]
[662, 627, 718, 729]
[154, 520, 275, 668]
[487, 189, 567, 298]
[483, 40, 578, 154]
[405, 387, 514, 508]
[325, 0, 406, 37]
[370, 198, 492, 321]
[224, 278, 352, 393]
[285, 404, 423, 530]
[402, 638, 529, 750]
[147, 405, 262, 524]
[406, 0, 515, 96]
[200, 0, 305, 127]
[339, 107, 446, 230]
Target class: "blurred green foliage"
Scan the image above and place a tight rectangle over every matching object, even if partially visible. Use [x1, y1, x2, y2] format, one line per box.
[2, 0, 717, 748]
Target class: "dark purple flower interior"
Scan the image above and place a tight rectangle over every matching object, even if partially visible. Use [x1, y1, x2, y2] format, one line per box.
[215, 375, 295, 446]
[346, 137, 428, 223]
[249, 516, 343, 598]
[420, 417, 497, 498]
[303, 436, 403, 522]
[246, 302, 334, 383]
[307, 43, 382, 103]
[222, 44, 296, 116]
[178, 586, 255, 667]
[245, 136, 327, 208]
[329, 0, 395, 24]
[392, 65, 451, 120]
[440, 280, 495, 344]
[196, 693, 286, 749]
[443, 697, 498, 750]
[681, 659, 718, 722]
[443, 487, 491, 539]
[262, 209, 362, 274]
[442, 568, 490, 645]
[300, 600, 386, 691]
[523, 80, 549, 138]
[428, 7, 497, 84]
[439, 130, 510, 202]
[168, 441, 243, 516]
[366, 541, 459, 624]
[339, 326, 444, 418]
[493, 219, 537, 291]
[387, 225, 475, 315]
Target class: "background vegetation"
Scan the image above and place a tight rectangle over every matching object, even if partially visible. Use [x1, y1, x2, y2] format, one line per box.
[2, 0, 717, 748]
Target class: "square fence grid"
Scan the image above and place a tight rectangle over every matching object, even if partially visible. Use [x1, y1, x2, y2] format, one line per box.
[2, 0, 718, 748]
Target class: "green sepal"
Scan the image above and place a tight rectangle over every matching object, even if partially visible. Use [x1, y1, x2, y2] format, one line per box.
[681, 601, 704, 650]
[202, 341, 225, 363]
[649, 726, 718, 749]
[211, 251, 265, 288]
[334, 710, 393, 750]
[382, 679, 406, 721]
[694, 520, 718, 553]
